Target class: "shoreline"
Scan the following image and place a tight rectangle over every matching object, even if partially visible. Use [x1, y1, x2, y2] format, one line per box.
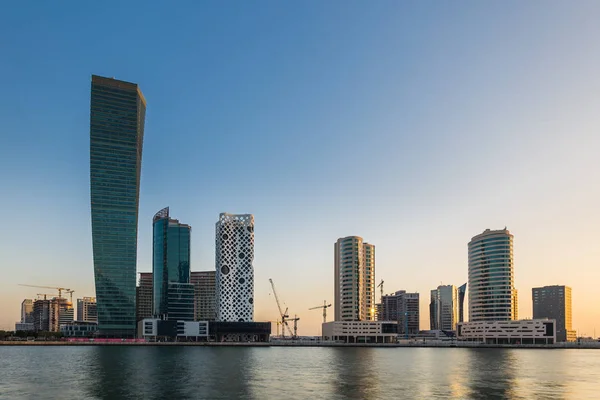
[1, 341, 599, 349]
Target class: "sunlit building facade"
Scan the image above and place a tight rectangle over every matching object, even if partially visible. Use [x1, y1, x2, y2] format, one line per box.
[430, 285, 459, 331]
[532, 285, 576, 342]
[468, 229, 517, 322]
[90, 75, 146, 337]
[76, 297, 97, 323]
[334, 236, 375, 322]
[190, 271, 216, 321]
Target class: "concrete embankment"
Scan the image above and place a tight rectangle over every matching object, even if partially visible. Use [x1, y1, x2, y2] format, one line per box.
[2, 341, 600, 349]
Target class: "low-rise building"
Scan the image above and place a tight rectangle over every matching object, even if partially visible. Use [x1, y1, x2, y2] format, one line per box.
[61, 321, 98, 337]
[137, 319, 271, 342]
[15, 322, 35, 332]
[322, 321, 398, 343]
[457, 319, 556, 344]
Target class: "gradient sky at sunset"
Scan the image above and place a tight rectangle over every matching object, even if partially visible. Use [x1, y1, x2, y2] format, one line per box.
[1, 1, 599, 336]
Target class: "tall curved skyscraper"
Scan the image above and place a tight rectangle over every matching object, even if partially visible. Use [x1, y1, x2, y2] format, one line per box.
[215, 213, 254, 322]
[90, 75, 146, 337]
[468, 228, 517, 322]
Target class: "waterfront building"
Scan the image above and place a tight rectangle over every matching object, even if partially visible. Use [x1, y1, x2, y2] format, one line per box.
[399, 292, 420, 336]
[21, 299, 34, 323]
[322, 321, 398, 343]
[380, 292, 399, 322]
[430, 285, 459, 331]
[152, 207, 193, 321]
[58, 300, 75, 328]
[215, 213, 254, 322]
[136, 272, 153, 321]
[532, 285, 576, 342]
[429, 290, 438, 330]
[457, 319, 556, 344]
[33, 299, 50, 332]
[76, 297, 97, 323]
[15, 322, 35, 332]
[458, 283, 466, 323]
[138, 319, 270, 342]
[379, 290, 420, 336]
[90, 75, 146, 338]
[468, 228, 517, 322]
[61, 321, 98, 337]
[334, 236, 375, 321]
[190, 271, 216, 321]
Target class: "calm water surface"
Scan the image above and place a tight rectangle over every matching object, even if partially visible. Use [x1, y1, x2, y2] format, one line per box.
[0, 346, 599, 399]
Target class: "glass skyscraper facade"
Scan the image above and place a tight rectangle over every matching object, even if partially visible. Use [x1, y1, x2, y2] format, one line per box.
[468, 229, 517, 322]
[90, 75, 146, 337]
[152, 207, 193, 320]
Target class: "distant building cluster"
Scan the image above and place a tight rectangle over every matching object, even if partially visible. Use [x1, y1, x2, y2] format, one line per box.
[325, 228, 574, 344]
[13, 75, 577, 344]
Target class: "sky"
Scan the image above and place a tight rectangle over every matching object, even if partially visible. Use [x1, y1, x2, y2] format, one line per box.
[1, 1, 599, 336]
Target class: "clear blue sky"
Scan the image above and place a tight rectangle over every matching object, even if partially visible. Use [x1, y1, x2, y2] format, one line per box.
[1, 1, 599, 335]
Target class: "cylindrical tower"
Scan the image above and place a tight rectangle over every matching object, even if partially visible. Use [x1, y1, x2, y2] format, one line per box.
[468, 228, 516, 322]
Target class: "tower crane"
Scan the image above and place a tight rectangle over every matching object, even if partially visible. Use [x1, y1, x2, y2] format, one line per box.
[65, 290, 75, 304]
[288, 315, 300, 339]
[268, 278, 295, 338]
[377, 280, 384, 303]
[309, 300, 332, 324]
[268, 320, 283, 336]
[36, 293, 57, 300]
[18, 284, 71, 299]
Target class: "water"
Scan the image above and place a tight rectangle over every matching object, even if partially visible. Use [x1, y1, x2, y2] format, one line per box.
[1, 346, 599, 399]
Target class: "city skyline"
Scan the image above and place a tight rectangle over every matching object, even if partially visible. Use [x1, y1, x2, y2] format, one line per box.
[1, 2, 600, 336]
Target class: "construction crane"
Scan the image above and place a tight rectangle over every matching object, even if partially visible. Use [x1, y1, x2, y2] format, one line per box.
[18, 284, 71, 299]
[309, 300, 332, 324]
[65, 290, 75, 304]
[268, 278, 295, 338]
[36, 293, 57, 300]
[377, 279, 384, 303]
[288, 315, 300, 339]
[268, 320, 283, 336]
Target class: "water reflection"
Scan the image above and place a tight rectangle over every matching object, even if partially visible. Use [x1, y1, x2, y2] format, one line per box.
[329, 348, 379, 399]
[465, 349, 518, 399]
[2, 346, 600, 400]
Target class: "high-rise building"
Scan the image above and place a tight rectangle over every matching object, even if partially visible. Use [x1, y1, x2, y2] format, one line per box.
[58, 300, 75, 328]
[190, 271, 216, 321]
[468, 228, 517, 322]
[380, 292, 399, 322]
[532, 285, 576, 342]
[152, 207, 193, 321]
[21, 299, 34, 323]
[430, 285, 459, 331]
[378, 290, 420, 335]
[77, 297, 98, 323]
[334, 236, 375, 322]
[215, 213, 254, 322]
[33, 299, 50, 332]
[136, 272, 153, 321]
[429, 290, 438, 330]
[458, 283, 466, 323]
[399, 292, 420, 336]
[90, 75, 146, 338]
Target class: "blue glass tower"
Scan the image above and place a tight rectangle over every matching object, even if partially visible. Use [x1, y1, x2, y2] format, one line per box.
[153, 207, 194, 321]
[90, 75, 146, 337]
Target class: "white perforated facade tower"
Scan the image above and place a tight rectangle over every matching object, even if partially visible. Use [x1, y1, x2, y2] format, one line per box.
[215, 213, 255, 322]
